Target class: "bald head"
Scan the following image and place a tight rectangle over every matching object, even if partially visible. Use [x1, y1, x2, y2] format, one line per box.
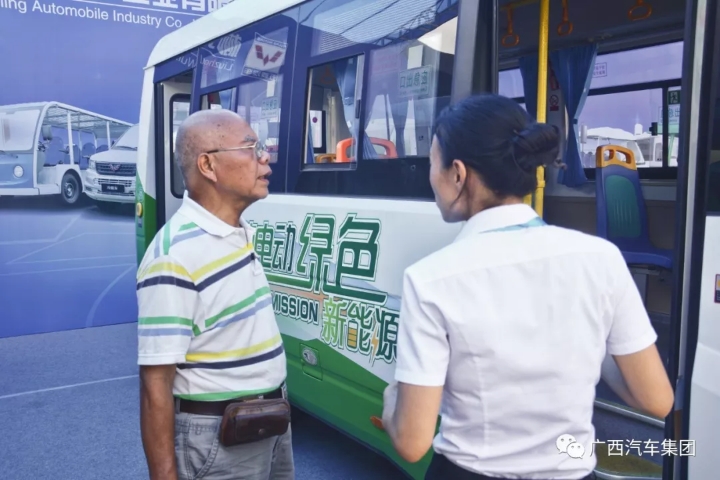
[175, 109, 252, 188]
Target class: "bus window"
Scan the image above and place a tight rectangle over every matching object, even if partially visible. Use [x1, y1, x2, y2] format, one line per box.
[578, 89, 664, 169]
[364, 94, 396, 157]
[499, 68, 525, 99]
[170, 97, 190, 198]
[363, 20, 455, 160]
[200, 87, 235, 111]
[198, 28, 289, 90]
[0, 109, 40, 152]
[667, 86, 680, 167]
[589, 42, 683, 89]
[236, 76, 284, 165]
[304, 55, 364, 165]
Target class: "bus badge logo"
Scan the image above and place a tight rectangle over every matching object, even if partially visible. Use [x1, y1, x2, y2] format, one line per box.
[242, 33, 287, 81]
[109, 164, 120, 172]
[255, 45, 283, 66]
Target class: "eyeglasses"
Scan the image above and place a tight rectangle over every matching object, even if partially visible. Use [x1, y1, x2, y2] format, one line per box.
[204, 141, 267, 160]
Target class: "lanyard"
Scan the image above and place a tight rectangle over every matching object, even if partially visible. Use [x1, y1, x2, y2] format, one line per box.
[478, 216, 547, 235]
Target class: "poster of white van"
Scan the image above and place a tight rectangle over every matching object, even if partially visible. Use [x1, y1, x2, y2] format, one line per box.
[83, 123, 139, 211]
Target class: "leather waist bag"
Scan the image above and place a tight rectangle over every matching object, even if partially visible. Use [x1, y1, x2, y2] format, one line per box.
[219, 397, 291, 447]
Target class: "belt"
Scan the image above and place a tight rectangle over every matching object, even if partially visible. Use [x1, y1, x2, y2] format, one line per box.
[175, 383, 286, 417]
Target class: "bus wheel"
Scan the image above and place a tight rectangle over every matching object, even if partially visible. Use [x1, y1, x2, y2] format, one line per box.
[60, 172, 81, 205]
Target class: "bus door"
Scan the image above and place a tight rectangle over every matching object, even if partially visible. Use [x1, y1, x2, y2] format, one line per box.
[156, 79, 191, 222]
[680, 0, 720, 477]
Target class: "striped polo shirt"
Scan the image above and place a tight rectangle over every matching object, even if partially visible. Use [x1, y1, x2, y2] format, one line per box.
[136, 192, 286, 401]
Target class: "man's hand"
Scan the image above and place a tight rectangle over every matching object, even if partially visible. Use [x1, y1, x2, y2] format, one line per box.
[140, 364, 179, 480]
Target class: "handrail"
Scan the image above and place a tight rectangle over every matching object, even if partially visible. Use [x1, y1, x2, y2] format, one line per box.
[534, 0, 550, 218]
[594, 398, 665, 428]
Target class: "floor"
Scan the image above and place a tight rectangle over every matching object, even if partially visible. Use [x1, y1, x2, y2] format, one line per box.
[0, 323, 401, 480]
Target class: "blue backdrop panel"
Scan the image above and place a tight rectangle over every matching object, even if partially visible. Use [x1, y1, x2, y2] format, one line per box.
[0, 0, 216, 338]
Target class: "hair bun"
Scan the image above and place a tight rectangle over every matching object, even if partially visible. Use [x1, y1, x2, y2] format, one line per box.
[512, 123, 561, 171]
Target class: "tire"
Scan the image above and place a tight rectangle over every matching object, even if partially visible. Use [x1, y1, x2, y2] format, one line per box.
[60, 172, 81, 205]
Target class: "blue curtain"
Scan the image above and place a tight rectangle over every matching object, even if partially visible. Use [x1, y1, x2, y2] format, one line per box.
[333, 59, 377, 160]
[518, 55, 539, 119]
[550, 44, 598, 187]
[373, 89, 408, 157]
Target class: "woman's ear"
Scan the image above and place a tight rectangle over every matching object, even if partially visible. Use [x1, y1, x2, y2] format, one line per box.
[452, 159, 467, 190]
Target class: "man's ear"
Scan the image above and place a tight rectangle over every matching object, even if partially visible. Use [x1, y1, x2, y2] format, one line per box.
[196, 153, 218, 183]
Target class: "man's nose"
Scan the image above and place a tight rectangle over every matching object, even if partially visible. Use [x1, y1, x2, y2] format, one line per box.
[259, 150, 271, 164]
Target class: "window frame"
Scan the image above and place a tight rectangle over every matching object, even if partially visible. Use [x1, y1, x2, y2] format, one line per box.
[195, 80, 239, 112]
[301, 53, 366, 172]
[285, 0, 460, 200]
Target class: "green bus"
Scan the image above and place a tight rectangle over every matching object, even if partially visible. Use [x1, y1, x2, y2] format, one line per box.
[135, 0, 720, 478]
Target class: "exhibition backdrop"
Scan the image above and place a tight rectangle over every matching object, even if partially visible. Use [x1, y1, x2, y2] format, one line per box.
[0, 0, 223, 338]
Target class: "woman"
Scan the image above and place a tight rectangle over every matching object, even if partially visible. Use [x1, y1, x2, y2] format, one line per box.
[381, 94, 674, 480]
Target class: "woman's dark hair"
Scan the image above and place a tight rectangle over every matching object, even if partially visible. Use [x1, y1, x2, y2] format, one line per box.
[431, 93, 560, 198]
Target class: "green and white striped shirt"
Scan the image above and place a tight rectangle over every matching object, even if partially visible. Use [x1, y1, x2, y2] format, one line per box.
[136, 192, 286, 401]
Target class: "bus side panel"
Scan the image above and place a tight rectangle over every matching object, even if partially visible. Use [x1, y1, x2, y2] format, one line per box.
[244, 194, 461, 480]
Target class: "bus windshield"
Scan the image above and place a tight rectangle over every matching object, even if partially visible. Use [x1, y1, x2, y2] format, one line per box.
[112, 124, 139, 151]
[0, 108, 41, 152]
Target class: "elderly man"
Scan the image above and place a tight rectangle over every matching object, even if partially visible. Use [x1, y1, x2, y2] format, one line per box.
[136, 109, 293, 480]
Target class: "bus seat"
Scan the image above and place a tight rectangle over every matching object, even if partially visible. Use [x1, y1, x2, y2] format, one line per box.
[72, 145, 83, 168]
[594, 145, 673, 270]
[315, 153, 336, 163]
[41, 125, 53, 142]
[96, 144, 109, 153]
[80, 143, 96, 170]
[336, 137, 398, 162]
[36, 148, 46, 175]
[44, 137, 65, 167]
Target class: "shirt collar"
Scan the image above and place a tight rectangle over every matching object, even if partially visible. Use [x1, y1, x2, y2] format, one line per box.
[177, 191, 254, 239]
[454, 203, 540, 242]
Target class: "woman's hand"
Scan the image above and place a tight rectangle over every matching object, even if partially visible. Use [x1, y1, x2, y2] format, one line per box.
[382, 381, 399, 430]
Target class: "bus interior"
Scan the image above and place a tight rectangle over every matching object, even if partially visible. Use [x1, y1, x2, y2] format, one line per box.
[38, 104, 130, 172]
[146, 0, 715, 478]
[493, 0, 685, 476]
